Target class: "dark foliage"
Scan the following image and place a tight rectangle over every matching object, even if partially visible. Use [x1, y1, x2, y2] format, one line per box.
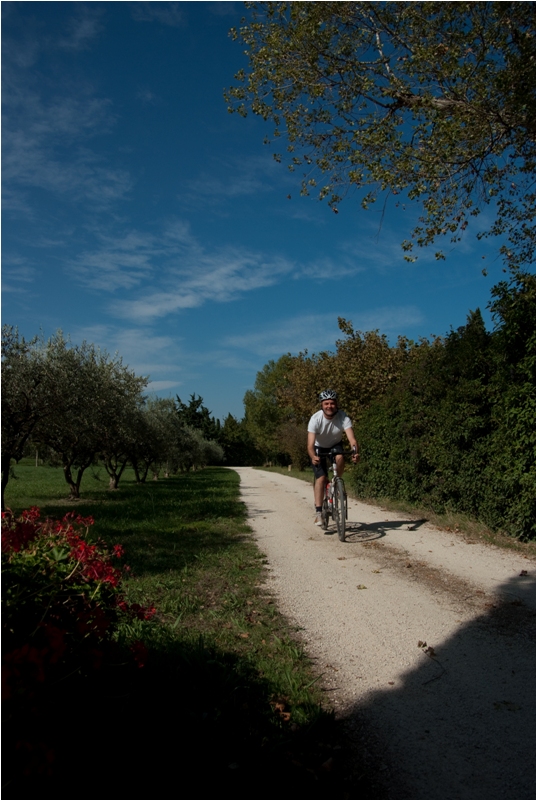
[351, 270, 536, 539]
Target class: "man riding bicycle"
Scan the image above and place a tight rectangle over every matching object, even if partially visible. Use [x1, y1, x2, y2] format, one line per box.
[307, 390, 359, 526]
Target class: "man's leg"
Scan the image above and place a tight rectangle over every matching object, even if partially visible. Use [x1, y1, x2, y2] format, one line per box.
[335, 453, 345, 477]
[314, 474, 326, 508]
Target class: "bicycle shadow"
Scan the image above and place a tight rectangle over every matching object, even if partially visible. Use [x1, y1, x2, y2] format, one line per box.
[324, 522, 386, 542]
[342, 518, 428, 544]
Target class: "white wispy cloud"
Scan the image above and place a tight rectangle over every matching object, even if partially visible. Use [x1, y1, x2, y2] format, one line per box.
[3, 109, 131, 209]
[71, 231, 159, 292]
[223, 314, 342, 357]
[67, 218, 298, 318]
[178, 153, 284, 209]
[67, 324, 241, 400]
[297, 256, 366, 282]
[68, 211, 391, 320]
[58, 10, 102, 50]
[2, 257, 37, 293]
[137, 88, 161, 105]
[223, 306, 425, 356]
[208, 2, 241, 18]
[70, 324, 183, 383]
[146, 380, 182, 392]
[110, 249, 295, 320]
[350, 306, 425, 333]
[2, 39, 130, 213]
[131, 2, 185, 28]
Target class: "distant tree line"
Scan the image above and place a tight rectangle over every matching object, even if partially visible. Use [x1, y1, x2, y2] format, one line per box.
[1, 329, 262, 510]
[242, 269, 536, 540]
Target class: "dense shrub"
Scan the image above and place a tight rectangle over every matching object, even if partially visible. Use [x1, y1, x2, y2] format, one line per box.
[351, 271, 536, 539]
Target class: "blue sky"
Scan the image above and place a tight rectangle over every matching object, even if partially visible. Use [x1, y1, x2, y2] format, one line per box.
[2, 2, 507, 420]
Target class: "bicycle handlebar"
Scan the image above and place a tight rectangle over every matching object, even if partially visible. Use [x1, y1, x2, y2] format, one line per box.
[316, 447, 357, 460]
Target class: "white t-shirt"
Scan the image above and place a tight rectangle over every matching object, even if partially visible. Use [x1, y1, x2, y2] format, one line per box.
[307, 409, 352, 448]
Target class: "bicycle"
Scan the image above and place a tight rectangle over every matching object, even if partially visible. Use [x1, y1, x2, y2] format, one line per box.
[316, 448, 354, 542]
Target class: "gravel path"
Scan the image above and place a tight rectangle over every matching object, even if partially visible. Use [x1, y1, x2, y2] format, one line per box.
[233, 468, 536, 800]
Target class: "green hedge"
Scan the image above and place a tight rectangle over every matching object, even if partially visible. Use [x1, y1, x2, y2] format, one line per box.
[351, 270, 536, 540]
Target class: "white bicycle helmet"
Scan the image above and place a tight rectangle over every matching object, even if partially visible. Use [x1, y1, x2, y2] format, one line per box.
[319, 389, 338, 402]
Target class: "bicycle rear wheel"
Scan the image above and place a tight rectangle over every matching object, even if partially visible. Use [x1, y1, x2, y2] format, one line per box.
[334, 479, 346, 541]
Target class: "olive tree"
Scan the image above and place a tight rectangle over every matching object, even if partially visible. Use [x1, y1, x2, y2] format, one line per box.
[95, 368, 148, 490]
[1, 327, 58, 509]
[226, 2, 536, 267]
[32, 333, 147, 498]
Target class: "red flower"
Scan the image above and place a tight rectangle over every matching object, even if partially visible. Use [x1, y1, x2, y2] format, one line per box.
[1, 519, 40, 552]
[21, 506, 41, 522]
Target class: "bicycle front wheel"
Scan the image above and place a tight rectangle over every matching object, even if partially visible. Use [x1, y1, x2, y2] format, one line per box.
[321, 498, 329, 530]
[334, 479, 347, 541]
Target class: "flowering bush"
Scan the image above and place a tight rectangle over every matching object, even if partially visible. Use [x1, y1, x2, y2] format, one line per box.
[2, 507, 155, 700]
[2, 507, 157, 782]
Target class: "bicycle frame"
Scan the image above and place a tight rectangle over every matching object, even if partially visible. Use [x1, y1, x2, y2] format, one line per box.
[316, 448, 353, 540]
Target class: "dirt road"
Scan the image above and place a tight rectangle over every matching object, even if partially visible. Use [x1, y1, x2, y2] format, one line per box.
[233, 468, 536, 800]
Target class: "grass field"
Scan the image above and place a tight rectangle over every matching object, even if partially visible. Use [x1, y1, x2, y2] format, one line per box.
[3, 462, 360, 798]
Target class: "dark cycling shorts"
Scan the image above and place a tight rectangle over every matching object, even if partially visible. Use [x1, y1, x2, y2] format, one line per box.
[312, 441, 343, 480]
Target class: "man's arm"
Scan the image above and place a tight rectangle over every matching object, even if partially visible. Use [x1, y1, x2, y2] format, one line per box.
[344, 427, 360, 463]
[307, 431, 320, 464]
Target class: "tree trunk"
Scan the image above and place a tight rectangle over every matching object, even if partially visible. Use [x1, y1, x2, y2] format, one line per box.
[63, 463, 80, 499]
[132, 462, 140, 482]
[74, 466, 88, 498]
[63, 458, 92, 499]
[1, 454, 12, 511]
[106, 459, 127, 490]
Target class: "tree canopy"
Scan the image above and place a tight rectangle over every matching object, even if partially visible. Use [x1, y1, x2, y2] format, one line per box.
[2, 328, 232, 503]
[226, 2, 536, 267]
[33, 333, 147, 498]
[175, 394, 221, 441]
[243, 354, 294, 458]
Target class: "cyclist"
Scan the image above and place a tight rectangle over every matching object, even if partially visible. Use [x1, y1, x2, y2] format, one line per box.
[307, 390, 359, 526]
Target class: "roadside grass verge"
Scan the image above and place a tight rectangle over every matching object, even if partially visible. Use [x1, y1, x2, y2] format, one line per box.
[3, 463, 353, 798]
[256, 466, 536, 557]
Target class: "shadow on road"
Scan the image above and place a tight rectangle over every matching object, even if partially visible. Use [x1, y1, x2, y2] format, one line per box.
[338, 573, 536, 800]
[324, 518, 428, 543]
